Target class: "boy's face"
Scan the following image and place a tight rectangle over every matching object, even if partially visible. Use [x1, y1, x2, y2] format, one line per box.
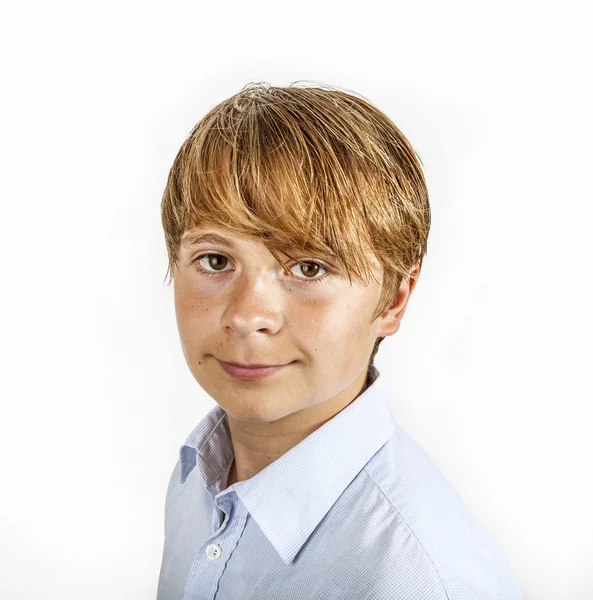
[173, 225, 416, 424]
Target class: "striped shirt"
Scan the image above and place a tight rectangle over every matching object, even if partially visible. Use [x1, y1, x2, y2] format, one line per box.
[157, 364, 525, 599]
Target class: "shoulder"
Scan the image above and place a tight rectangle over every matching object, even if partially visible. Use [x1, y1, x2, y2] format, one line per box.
[360, 427, 508, 600]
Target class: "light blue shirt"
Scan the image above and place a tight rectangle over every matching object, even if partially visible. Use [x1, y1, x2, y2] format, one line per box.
[157, 364, 525, 599]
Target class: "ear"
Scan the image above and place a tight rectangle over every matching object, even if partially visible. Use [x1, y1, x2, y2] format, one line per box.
[376, 263, 421, 337]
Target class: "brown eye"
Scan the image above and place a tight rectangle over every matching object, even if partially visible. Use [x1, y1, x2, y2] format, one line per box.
[289, 260, 330, 283]
[296, 262, 320, 278]
[206, 254, 228, 271]
[194, 253, 231, 275]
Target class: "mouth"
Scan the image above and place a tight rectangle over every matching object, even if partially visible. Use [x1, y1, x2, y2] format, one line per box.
[220, 360, 291, 368]
[215, 358, 295, 380]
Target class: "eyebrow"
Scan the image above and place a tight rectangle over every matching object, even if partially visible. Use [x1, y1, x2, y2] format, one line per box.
[181, 232, 239, 250]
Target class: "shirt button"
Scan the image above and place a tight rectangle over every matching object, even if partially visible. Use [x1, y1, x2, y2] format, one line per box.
[206, 543, 222, 560]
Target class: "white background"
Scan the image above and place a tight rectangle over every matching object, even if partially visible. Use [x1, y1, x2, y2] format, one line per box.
[1, 1, 591, 599]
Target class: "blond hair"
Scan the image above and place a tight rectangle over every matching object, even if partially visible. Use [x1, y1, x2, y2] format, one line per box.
[161, 82, 430, 370]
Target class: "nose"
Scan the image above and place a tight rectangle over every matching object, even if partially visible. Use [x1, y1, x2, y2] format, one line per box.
[222, 272, 285, 337]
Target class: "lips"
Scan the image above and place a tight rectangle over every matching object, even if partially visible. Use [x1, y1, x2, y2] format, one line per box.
[223, 361, 284, 369]
[218, 358, 291, 369]
[216, 358, 294, 380]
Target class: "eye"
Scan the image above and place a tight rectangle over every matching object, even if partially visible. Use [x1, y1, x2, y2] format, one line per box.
[193, 253, 332, 284]
[195, 253, 230, 274]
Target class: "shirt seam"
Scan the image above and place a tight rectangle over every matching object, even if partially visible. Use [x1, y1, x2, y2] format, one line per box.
[361, 465, 451, 600]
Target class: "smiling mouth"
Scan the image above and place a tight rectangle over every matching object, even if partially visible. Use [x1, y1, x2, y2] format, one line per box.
[217, 358, 294, 369]
[215, 358, 295, 380]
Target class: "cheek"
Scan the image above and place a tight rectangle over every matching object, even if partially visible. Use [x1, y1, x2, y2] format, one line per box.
[311, 295, 374, 350]
[174, 285, 216, 333]
[294, 300, 361, 345]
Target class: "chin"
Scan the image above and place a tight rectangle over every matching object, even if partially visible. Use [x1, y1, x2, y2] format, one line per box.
[223, 398, 297, 423]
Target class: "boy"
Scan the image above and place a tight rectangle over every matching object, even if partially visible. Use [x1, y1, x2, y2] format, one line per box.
[157, 82, 525, 599]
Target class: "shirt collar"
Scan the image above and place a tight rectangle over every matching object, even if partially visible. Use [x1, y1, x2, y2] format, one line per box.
[179, 364, 396, 564]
